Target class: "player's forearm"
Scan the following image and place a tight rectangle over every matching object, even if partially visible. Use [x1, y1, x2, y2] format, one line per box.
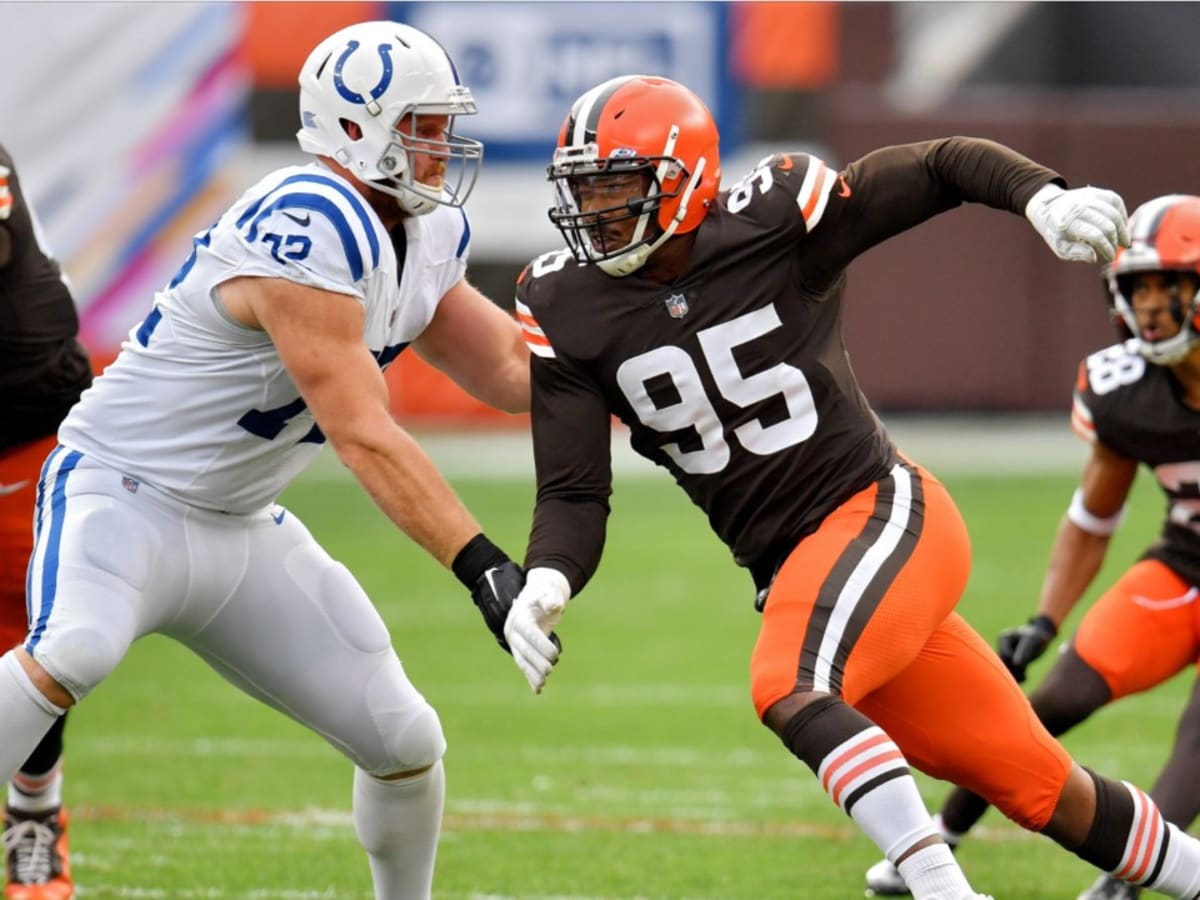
[1035, 518, 1110, 626]
[927, 136, 1063, 214]
[453, 344, 530, 414]
[525, 496, 609, 596]
[333, 419, 481, 568]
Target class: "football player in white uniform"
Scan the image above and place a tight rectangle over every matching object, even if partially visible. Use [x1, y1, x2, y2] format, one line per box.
[0, 21, 530, 899]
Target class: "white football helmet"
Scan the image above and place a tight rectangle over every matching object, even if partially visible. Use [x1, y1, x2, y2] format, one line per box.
[297, 21, 483, 216]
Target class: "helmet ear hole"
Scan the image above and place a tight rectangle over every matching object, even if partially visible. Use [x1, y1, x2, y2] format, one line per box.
[339, 119, 362, 141]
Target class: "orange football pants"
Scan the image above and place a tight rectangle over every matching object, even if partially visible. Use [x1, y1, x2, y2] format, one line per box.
[750, 462, 1072, 830]
[1074, 558, 1200, 699]
[0, 435, 57, 651]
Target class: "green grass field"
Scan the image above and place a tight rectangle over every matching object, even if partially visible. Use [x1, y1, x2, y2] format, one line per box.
[61, 455, 1187, 898]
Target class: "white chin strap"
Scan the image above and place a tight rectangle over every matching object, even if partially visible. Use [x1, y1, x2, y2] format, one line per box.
[1139, 329, 1199, 365]
[395, 183, 441, 216]
[597, 155, 708, 278]
[1117, 292, 1200, 365]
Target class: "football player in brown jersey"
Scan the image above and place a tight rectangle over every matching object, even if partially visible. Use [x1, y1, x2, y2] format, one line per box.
[866, 194, 1200, 900]
[493, 75, 1200, 899]
[0, 144, 91, 900]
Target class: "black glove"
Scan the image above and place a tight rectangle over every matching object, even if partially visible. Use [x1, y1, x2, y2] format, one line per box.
[452, 534, 524, 653]
[996, 614, 1058, 683]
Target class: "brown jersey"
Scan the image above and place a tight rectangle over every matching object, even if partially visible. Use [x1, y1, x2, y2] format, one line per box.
[1071, 340, 1200, 586]
[0, 144, 92, 450]
[518, 138, 1058, 593]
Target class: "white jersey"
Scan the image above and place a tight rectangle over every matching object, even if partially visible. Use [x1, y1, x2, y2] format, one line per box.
[59, 161, 470, 513]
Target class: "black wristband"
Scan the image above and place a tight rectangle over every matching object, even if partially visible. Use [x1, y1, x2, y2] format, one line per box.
[1030, 613, 1058, 637]
[451, 533, 510, 589]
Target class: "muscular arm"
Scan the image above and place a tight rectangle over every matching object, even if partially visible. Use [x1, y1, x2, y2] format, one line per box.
[524, 354, 613, 595]
[220, 274, 483, 567]
[815, 137, 1061, 271]
[414, 277, 530, 414]
[1036, 440, 1138, 627]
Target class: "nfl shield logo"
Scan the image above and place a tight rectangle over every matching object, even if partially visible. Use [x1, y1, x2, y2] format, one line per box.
[664, 292, 689, 319]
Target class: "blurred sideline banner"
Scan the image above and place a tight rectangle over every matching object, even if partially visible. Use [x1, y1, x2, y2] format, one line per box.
[386, 353, 529, 428]
[389, 1, 737, 159]
[1, 3, 248, 354]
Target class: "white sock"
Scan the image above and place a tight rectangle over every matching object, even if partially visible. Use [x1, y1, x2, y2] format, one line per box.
[0, 652, 64, 785]
[353, 761, 444, 900]
[816, 725, 937, 860]
[898, 844, 977, 900]
[1140, 822, 1200, 898]
[9, 764, 63, 813]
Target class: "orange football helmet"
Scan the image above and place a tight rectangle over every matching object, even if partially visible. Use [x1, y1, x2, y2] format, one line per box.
[1105, 194, 1200, 364]
[547, 75, 721, 276]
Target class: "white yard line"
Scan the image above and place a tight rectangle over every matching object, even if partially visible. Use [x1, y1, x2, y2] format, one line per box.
[70, 803, 1038, 845]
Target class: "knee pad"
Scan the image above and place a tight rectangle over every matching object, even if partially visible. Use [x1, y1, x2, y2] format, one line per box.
[371, 702, 445, 777]
[361, 657, 446, 776]
[32, 618, 129, 702]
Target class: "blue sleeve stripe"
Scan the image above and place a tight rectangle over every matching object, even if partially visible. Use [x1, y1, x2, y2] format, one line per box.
[245, 194, 365, 281]
[236, 173, 381, 269]
[135, 306, 163, 347]
[456, 207, 471, 259]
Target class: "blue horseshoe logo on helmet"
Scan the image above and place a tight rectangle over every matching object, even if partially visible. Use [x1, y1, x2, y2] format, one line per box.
[333, 40, 394, 105]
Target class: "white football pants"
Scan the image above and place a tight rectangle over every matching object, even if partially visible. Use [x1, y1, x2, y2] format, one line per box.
[22, 447, 446, 776]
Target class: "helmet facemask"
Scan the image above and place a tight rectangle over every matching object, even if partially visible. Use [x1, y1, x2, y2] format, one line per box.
[1107, 270, 1200, 365]
[367, 99, 483, 216]
[549, 147, 664, 272]
[548, 132, 707, 277]
[548, 75, 719, 278]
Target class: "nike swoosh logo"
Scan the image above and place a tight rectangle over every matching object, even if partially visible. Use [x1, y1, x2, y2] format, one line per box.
[282, 211, 311, 227]
[0, 480, 31, 495]
[272, 508, 286, 525]
[837, 176, 852, 198]
[1132, 587, 1197, 610]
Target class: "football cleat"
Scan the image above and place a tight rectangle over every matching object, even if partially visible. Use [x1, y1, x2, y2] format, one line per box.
[3, 806, 73, 900]
[864, 857, 911, 896]
[1076, 873, 1141, 900]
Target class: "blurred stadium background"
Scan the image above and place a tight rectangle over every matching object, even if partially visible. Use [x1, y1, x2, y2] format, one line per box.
[4, 3, 1200, 897]
[6, 1, 1200, 422]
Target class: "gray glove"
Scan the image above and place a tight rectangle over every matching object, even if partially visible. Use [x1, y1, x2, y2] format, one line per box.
[1025, 183, 1129, 263]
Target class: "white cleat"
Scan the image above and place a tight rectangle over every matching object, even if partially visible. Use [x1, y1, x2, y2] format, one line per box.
[864, 858, 911, 897]
[1076, 874, 1140, 900]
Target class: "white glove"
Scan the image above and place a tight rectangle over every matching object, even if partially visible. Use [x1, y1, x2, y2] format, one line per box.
[1024, 183, 1130, 263]
[503, 567, 571, 694]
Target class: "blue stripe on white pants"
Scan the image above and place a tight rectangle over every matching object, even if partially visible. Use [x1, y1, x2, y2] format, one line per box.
[25, 448, 82, 652]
